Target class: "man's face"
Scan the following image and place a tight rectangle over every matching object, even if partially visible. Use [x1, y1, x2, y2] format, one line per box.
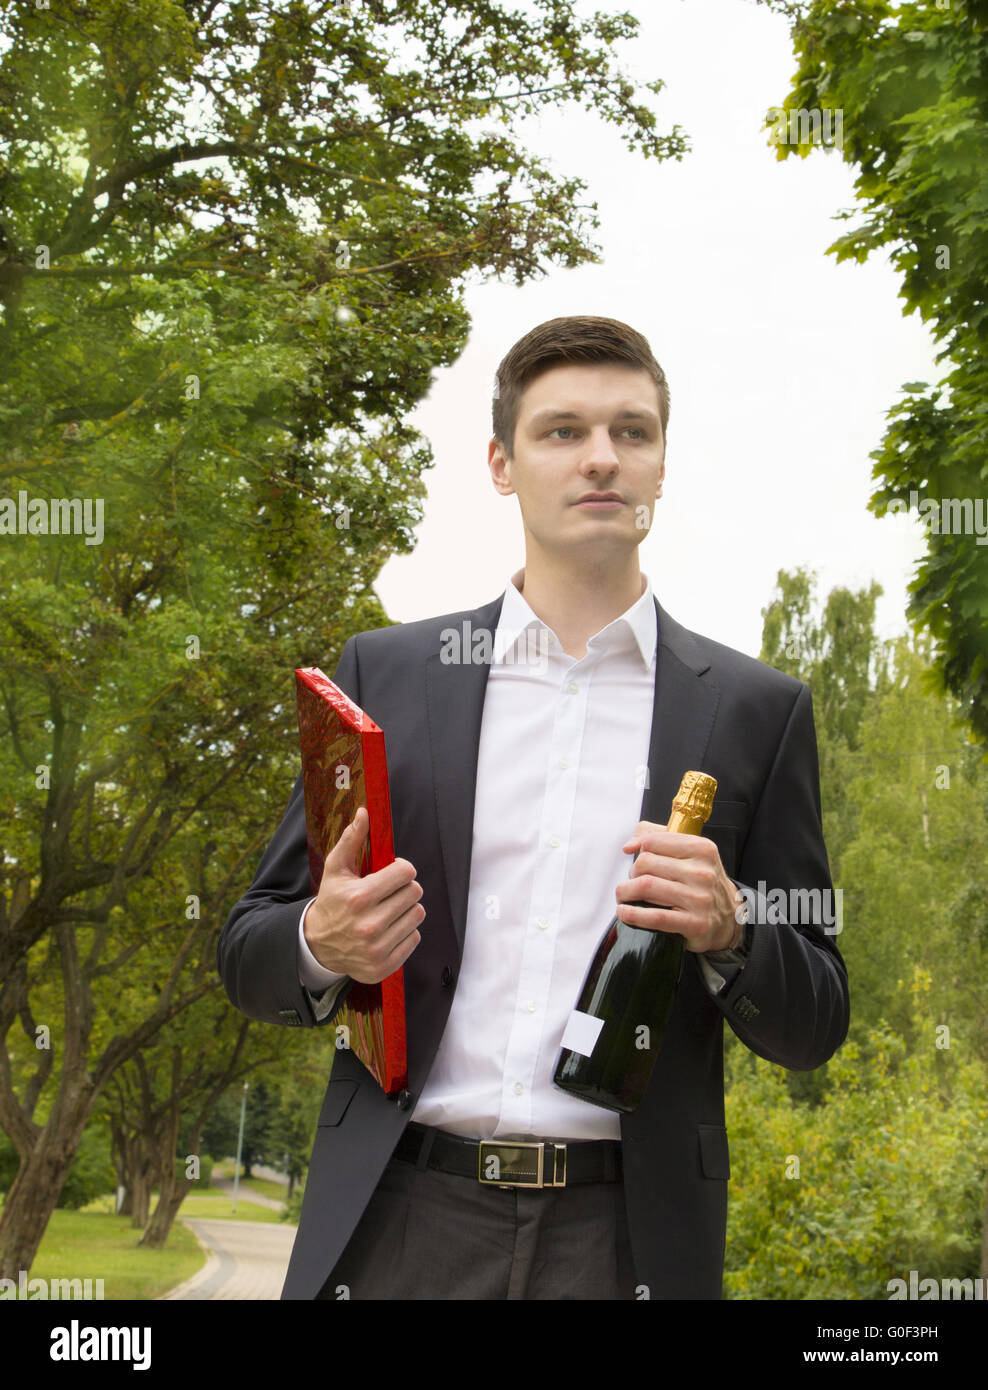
[488, 362, 665, 563]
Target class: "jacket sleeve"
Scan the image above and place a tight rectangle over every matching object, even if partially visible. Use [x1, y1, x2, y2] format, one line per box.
[215, 637, 360, 1029]
[711, 682, 849, 1070]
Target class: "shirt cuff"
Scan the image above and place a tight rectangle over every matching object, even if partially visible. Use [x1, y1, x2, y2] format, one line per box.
[699, 953, 744, 995]
[297, 898, 350, 992]
[700, 900, 753, 993]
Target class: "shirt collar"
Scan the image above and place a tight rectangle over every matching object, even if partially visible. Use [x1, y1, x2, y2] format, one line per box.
[496, 567, 657, 668]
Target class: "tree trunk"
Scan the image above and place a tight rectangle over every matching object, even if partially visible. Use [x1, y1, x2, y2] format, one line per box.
[129, 1158, 154, 1230]
[110, 1127, 130, 1215]
[138, 1167, 191, 1250]
[0, 1088, 93, 1280]
[110, 1125, 154, 1228]
[138, 1097, 199, 1250]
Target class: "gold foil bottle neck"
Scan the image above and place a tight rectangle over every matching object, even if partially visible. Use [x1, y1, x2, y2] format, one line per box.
[667, 771, 717, 835]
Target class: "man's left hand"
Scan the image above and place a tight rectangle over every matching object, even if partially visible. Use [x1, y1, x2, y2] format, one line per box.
[616, 821, 743, 954]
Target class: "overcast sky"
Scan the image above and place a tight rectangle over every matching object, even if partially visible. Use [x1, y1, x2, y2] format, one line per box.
[374, 0, 941, 658]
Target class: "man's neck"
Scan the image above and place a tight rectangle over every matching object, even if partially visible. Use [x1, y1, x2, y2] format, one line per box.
[515, 554, 646, 660]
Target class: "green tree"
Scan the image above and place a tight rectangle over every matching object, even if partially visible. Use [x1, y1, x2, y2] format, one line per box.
[99, 998, 277, 1237]
[233, 1060, 326, 1194]
[748, 571, 988, 1282]
[759, 566, 888, 880]
[725, 985, 988, 1298]
[238, 1076, 277, 1181]
[0, 0, 686, 1278]
[756, 0, 988, 742]
[838, 636, 988, 1047]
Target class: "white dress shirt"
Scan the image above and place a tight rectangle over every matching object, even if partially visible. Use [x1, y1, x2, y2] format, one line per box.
[296, 570, 738, 1141]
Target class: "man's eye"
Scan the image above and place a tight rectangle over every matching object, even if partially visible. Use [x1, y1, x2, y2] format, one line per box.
[549, 425, 646, 440]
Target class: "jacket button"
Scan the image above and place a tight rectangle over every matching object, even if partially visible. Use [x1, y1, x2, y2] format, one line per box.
[733, 994, 759, 1021]
[440, 965, 453, 987]
[396, 1089, 413, 1110]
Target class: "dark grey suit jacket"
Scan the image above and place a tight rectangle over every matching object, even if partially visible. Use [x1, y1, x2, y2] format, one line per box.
[217, 593, 849, 1299]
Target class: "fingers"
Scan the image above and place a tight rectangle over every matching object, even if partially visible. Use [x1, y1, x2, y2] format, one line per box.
[354, 876, 423, 935]
[625, 851, 719, 892]
[347, 893, 425, 983]
[626, 828, 711, 859]
[321, 806, 418, 905]
[622, 820, 665, 849]
[310, 805, 426, 983]
[614, 901, 680, 932]
[617, 873, 697, 913]
[377, 904, 425, 976]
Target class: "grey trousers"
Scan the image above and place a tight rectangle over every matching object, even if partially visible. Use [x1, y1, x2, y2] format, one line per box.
[316, 1148, 639, 1300]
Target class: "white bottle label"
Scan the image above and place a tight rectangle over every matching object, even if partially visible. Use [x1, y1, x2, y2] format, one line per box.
[560, 1009, 605, 1057]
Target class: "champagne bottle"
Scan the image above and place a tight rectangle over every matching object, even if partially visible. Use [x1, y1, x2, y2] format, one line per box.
[552, 770, 717, 1114]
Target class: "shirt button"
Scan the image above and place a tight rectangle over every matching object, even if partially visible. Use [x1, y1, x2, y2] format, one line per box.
[537, 918, 549, 930]
[557, 757, 570, 770]
[513, 1082, 523, 1095]
[567, 681, 579, 694]
[525, 1001, 536, 1012]
[548, 836, 561, 848]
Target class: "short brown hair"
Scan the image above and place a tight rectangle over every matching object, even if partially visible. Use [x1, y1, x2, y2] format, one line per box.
[492, 315, 669, 459]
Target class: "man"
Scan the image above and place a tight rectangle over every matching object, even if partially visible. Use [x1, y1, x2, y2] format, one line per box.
[217, 315, 849, 1300]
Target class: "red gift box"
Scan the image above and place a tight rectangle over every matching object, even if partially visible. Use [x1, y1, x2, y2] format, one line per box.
[294, 667, 408, 1095]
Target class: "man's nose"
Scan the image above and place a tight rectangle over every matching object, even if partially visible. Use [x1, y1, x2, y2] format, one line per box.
[579, 428, 621, 471]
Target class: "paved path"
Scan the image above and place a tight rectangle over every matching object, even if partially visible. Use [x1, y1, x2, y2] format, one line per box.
[160, 1218, 297, 1300]
[211, 1175, 287, 1212]
[248, 1163, 290, 1187]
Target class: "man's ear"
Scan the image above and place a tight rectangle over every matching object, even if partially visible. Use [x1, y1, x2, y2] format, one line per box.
[655, 455, 665, 501]
[488, 436, 515, 497]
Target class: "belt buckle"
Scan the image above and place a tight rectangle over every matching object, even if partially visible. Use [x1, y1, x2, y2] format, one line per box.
[477, 1140, 567, 1189]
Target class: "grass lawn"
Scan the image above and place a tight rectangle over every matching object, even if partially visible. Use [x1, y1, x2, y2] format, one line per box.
[235, 1176, 290, 1203]
[79, 1186, 287, 1224]
[211, 1164, 291, 1205]
[180, 1194, 285, 1223]
[0, 1179, 292, 1300]
[0, 1207, 206, 1300]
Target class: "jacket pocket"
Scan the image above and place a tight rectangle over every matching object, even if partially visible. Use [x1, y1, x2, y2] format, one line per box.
[703, 802, 749, 879]
[703, 799, 749, 830]
[317, 1080, 359, 1127]
[698, 1124, 731, 1180]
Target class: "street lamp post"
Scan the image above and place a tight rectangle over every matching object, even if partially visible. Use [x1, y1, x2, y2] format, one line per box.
[232, 1080, 249, 1214]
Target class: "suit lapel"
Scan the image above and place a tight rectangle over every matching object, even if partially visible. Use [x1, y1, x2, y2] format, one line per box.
[425, 594, 505, 958]
[425, 592, 721, 960]
[639, 598, 721, 825]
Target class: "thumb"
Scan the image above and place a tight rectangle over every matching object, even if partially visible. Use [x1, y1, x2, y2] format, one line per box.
[322, 805, 370, 880]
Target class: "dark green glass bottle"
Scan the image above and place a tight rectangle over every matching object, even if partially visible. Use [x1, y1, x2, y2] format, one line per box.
[553, 771, 717, 1113]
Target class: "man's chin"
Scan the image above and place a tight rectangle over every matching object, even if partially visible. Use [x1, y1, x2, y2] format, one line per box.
[541, 529, 643, 564]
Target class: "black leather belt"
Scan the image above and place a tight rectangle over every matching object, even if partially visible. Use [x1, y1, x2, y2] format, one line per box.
[393, 1120, 622, 1189]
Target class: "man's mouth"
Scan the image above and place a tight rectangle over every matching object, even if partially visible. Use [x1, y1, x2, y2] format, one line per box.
[573, 492, 625, 508]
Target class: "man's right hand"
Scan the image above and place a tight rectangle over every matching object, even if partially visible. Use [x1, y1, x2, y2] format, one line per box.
[302, 806, 424, 984]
